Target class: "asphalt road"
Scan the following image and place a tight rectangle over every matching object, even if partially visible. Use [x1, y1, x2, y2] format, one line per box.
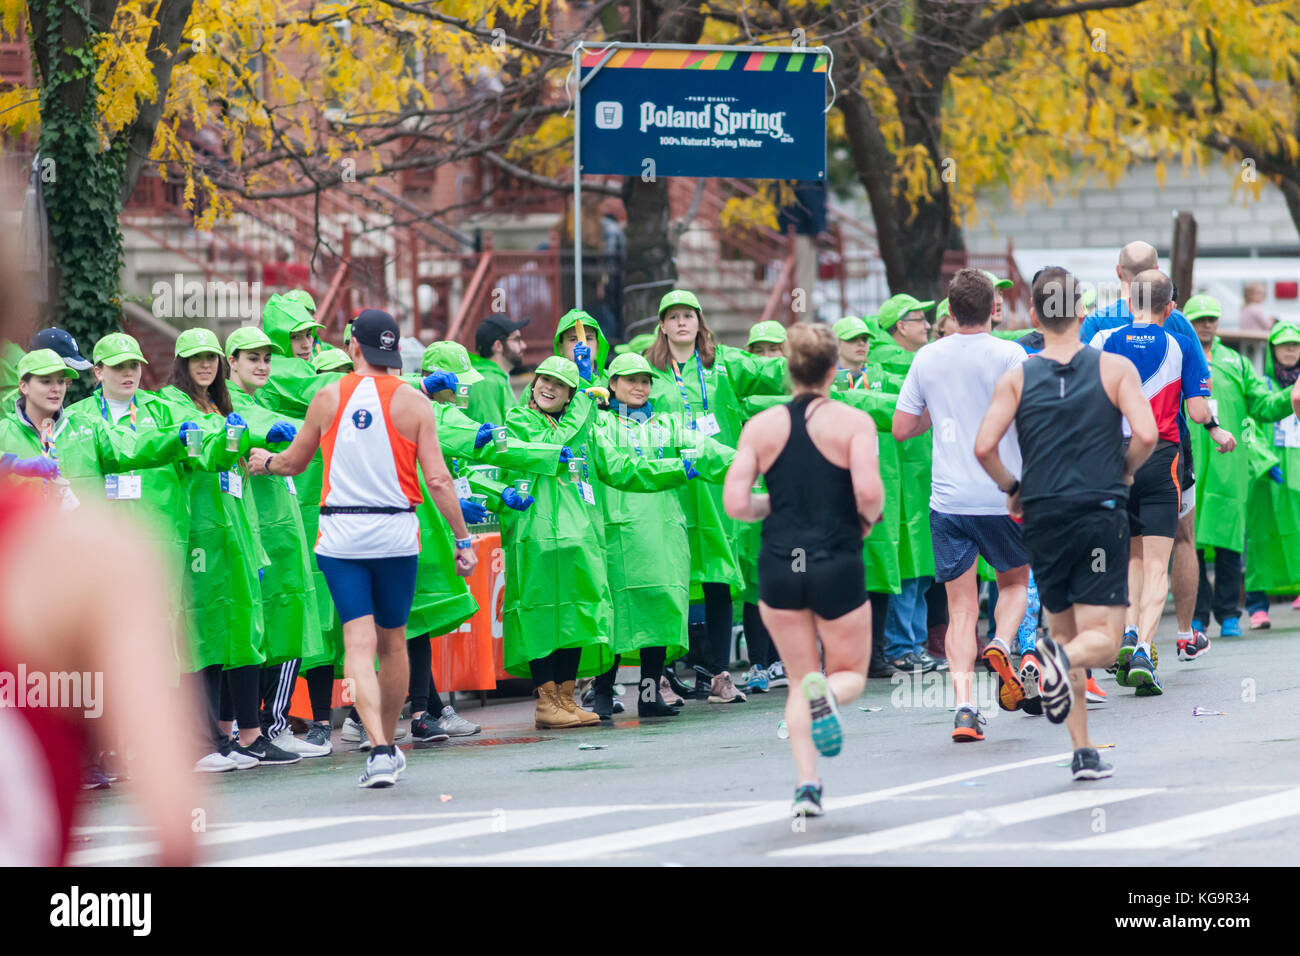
[74, 603, 1300, 866]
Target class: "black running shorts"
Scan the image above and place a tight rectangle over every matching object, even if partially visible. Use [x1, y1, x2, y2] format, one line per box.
[1022, 503, 1130, 614]
[1127, 442, 1181, 539]
[758, 547, 868, 621]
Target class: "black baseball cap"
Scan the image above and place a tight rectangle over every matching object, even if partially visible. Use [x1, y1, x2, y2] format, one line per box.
[350, 309, 403, 369]
[28, 327, 92, 371]
[475, 314, 530, 354]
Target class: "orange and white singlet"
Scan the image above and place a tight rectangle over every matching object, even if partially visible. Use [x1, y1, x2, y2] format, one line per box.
[316, 374, 423, 559]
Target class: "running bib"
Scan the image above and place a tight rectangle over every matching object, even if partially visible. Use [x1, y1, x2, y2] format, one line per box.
[579, 481, 596, 506]
[285, 476, 297, 496]
[454, 477, 472, 498]
[104, 474, 142, 500]
[1275, 415, 1300, 449]
[219, 470, 243, 498]
[695, 413, 721, 437]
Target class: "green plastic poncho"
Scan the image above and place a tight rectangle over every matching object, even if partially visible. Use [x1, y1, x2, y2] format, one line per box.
[229, 389, 325, 668]
[554, 309, 611, 386]
[159, 385, 270, 671]
[593, 405, 734, 662]
[865, 321, 934, 581]
[467, 353, 517, 424]
[1245, 335, 1300, 593]
[1191, 337, 1295, 552]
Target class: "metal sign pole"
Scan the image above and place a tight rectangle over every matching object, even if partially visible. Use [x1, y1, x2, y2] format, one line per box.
[572, 45, 583, 313]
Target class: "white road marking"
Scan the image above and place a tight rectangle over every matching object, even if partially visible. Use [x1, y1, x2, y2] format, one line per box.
[411, 751, 1075, 863]
[772, 788, 1160, 857]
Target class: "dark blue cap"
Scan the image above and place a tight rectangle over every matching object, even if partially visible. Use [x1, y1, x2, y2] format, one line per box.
[28, 327, 92, 371]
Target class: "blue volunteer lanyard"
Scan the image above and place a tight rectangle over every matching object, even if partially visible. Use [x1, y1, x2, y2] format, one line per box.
[670, 352, 709, 425]
[98, 389, 137, 431]
[623, 417, 665, 459]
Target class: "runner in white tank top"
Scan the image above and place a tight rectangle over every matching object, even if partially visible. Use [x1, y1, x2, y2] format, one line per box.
[249, 310, 475, 788]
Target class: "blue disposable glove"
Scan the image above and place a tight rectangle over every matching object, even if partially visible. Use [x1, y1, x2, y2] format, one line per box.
[501, 487, 534, 511]
[0, 453, 59, 480]
[422, 370, 458, 395]
[1270, 465, 1285, 484]
[178, 421, 200, 448]
[258, 568, 265, 584]
[225, 412, 247, 429]
[573, 341, 592, 382]
[459, 497, 489, 524]
[682, 457, 700, 480]
[559, 446, 574, 464]
[266, 422, 297, 444]
[474, 422, 495, 451]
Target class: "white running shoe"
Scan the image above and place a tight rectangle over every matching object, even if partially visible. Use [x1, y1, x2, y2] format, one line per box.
[270, 729, 331, 758]
[194, 752, 236, 773]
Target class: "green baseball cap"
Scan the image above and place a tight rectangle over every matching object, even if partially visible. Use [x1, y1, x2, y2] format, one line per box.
[982, 270, 1014, 290]
[658, 289, 702, 319]
[833, 316, 870, 341]
[877, 294, 936, 331]
[1080, 287, 1098, 311]
[175, 327, 224, 358]
[533, 355, 580, 390]
[614, 332, 657, 355]
[311, 347, 353, 372]
[1183, 294, 1222, 322]
[607, 352, 655, 379]
[936, 298, 950, 322]
[18, 348, 78, 380]
[1269, 322, 1300, 346]
[284, 289, 317, 313]
[93, 332, 148, 367]
[421, 341, 483, 384]
[747, 320, 787, 347]
[225, 325, 285, 357]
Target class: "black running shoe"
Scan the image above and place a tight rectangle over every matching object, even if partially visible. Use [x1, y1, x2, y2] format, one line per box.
[1071, 747, 1114, 781]
[791, 783, 824, 817]
[409, 713, 451, 742]
[1177, 630, 1211, 662]
[236, 735, 302, 765]
[1034, 635, 1073, 725]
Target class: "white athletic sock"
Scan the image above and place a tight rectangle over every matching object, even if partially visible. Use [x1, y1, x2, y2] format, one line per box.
[1177, 630, 1193, 641]
[1137, 640, 1150, 655]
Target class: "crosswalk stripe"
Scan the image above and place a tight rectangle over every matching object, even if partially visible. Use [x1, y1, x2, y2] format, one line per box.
[210, 806, 626, 867]
[771, 788, 1161, 857]
[423, 750, 1075, 863]
[1052, 786, 1300, 850]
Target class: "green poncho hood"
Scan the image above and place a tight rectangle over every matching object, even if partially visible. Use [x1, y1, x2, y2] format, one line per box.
[261, 295, 319, 359]
[554, 309, 610, 373]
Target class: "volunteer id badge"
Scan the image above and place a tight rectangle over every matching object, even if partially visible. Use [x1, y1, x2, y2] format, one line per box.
[695, 413, 721, 437]
[105, 474, 142, 500]
[579, 481, 595, 505]
[220, 470, 243, 498]
[454, 477, 472, 498]
[1275, 415, 1300, 449]
[285, 476, 297, 496]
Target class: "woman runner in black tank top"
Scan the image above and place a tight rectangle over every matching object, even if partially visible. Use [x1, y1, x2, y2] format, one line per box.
[724, 323, 883, 819]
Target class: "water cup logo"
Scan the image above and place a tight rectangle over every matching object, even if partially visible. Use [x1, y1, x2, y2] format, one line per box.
[352, 409, 374, 430]
[596, 101, 623, 129]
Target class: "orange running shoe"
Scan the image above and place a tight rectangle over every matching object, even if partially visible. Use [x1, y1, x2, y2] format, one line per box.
[1085, 672, 1107, 703]
[983, 638, 1025, 711]
[952, 706, 986, 742]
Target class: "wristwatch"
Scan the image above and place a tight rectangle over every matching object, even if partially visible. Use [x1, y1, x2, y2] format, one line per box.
[1002, 479, 1021, 497]
[1203, 417, 1220, 430]
[264, 454, 276, 476]
[455, 536, 473, 550]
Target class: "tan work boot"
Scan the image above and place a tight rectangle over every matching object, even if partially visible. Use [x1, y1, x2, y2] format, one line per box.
[556, 679, 602, 726]
[535, 681, 580, 729]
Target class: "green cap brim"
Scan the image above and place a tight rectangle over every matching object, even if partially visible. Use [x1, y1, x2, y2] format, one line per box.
[1270, 326, 1300, 346]
[100, 352, 148, 367]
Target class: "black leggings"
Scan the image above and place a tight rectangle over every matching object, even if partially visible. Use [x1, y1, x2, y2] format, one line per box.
[530, 647, 582, 689]
[218, 665, 262, 730]
[406, 635, 446, 716]
[743, 602, 777, 669]
[189, 664, 225, 752]
[303, 665, 334, 723]
[701, 582, 733, 674]
[594, 647, 669, 701]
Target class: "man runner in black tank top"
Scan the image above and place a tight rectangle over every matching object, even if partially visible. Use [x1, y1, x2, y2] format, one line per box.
[725, 324, 883, 818]
[975, 268, 1158, 780]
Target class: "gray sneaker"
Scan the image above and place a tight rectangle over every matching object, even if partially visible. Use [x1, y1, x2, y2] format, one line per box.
[393, 747, 407, 778]
[435, 705, 481, 737]
[304, 721, 333, 754]
[358, 751, 398, 788]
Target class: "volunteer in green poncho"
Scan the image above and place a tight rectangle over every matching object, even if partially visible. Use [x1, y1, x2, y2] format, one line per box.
[469, 314, 527, 424]
[161, 327, 302, 767]
[499, 355, 691, 728]
[1244, 321, 1300, 624]
[873, 294, 942, 674]
[1183, 296, 1297, 636]
[734, 320, 789, 695]
[643, 290, 786, 702]
[587, 350, 736, 719]
[312, 346, 353, 373]
[225, 326, 330, 756]
[833, 316, 872, 388]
